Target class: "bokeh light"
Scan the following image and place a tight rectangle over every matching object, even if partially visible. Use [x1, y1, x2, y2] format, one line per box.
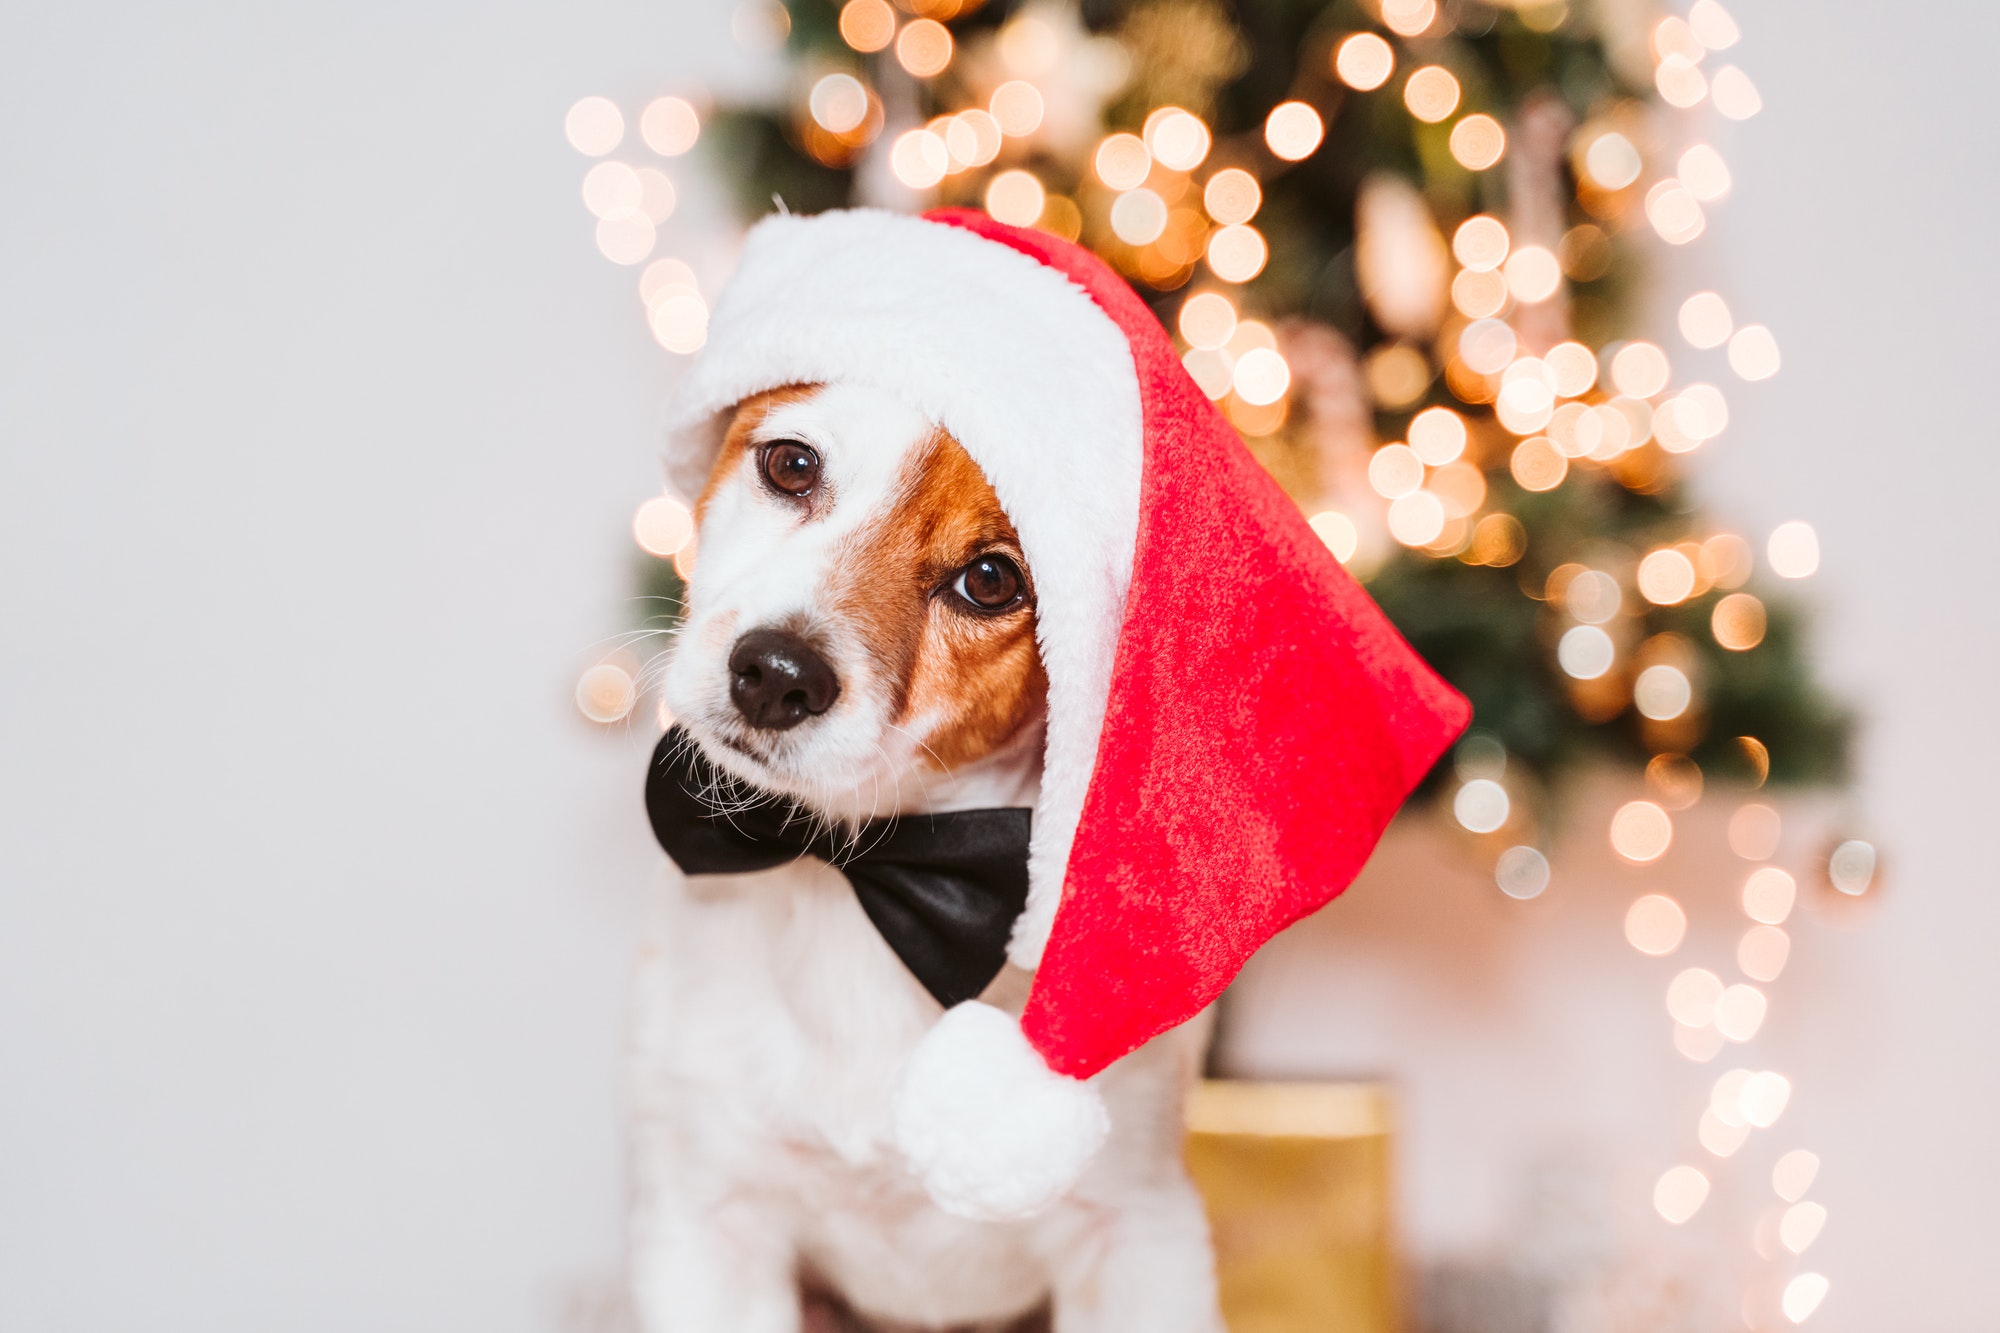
[1182, 347, 1235, 399]
[1677, 1021, 1726, 1063]
[839, 0, 896, 52]
[1558, 624, 1614, 679]
[1454, 777, 1510, 833]
[1409, 407, 1468, 465]
[565, 96, 624, 155]
[810, 74, 871, 133]
[1583, 132, 1642, 189]
[1264, 101, 1324, 160]
[1712, 592, 1767, 651]
[1768, 520, 1819, 577]
[1611, 800, 1674, 863]
[1715, 983, 1768, 1041]
[1774, 1149, 1821, 1202]
[1450, 114, 1507, 170]
[1381, 0, 1437, 37]
[1094, 132, 1150, 189]
[1668, 967, 1724, 1026]
[1403, 65, 1462, 122]
[1178, 291, 1237, 349]
[1458, 318, 1517, 374]
[1308, 510, 1359, 563]
[1469, 513, 1527, 566]
[1504, 245, 1560, 302]
[1453, 215, 1510, 270]
[1828, 840, 1877, 895]
[1563, 569, 1622, 623]
[1388, 490, 1447, 546]
[896, 18, 953, 77]
[1110, 187, 1169, 245]
[1647, 180, 1706, 244]
[1739, 924, 1791, 981]
[1639, 548, 1698, 604]
[1730, 324, 1782, 380]
[1690, 0, 1741, 49]
[1495, 845, 1550, 899]
[1678, 143, 1732, 200]
[1203, 168, 1260, 225]
[1700, 1107, 1752, 1156]
[582, 161, 642, 219]
[1634, 664, 1692, 721]
[575, 662, 637, 723]
[1783, 1272, 1829, 1323]
[650, 291, 709, 353]
[984, 169, 1045, 226]
[1679, 291, 1733, 348]
[1369, 443, 1425, 499]
[1782, 1200, 1828, 1254]
[1545, 342, 1597, 396]
[1730, 802, 1782, 859]
[1611, 341, 1670, 398]
[1654, 1165, 1710, 1224]
[1451, 268, 1508, 319]
[1232, 346, 1291, 405]
[1625, 894, 1687, 955]
[1334, 33, 1396, 91]
[1511, 436, 1567, 491]
[990, 80, 1045, 137]
[1146, 107, 1211, 171]
[596, 211, 656, 265]
[890, 128, 949, 188]
[634, 495, 695, 556]
[1207, 224, 1268, 282]
[1713, 65, 1763, 119]
[1743, 867, 1798, 925]
[641, 96, 701, 155]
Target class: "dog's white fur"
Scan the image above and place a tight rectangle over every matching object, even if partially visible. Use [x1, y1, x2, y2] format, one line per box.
[631, 383, 1222, 1332]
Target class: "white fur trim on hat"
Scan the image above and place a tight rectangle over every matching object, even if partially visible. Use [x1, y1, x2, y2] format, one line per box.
[662, 209, 1144, 969]
[890, 1001, 1109, 1220]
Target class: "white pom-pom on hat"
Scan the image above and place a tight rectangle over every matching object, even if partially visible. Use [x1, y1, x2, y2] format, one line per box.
[892, 1001, 1109, 1221]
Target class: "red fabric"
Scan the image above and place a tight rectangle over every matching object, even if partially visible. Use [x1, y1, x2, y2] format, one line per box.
[928, 209, 1472, 1080]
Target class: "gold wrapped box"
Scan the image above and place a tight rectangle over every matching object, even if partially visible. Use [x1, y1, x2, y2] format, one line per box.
[1184, 1081, 1398, 1333]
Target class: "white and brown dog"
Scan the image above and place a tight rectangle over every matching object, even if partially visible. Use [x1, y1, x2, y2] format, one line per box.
[630, 375, 1221, 1331]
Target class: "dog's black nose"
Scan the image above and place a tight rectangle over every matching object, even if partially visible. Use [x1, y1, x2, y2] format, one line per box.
[729, 629, 841, 731]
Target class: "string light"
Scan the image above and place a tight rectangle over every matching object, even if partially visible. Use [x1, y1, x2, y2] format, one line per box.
[1264, 102, 1323, 160]
[1403, 66, 1461, 122]
[1449, 114, 1507, 170]
[1333, 33, 1395, 91]
[838, 0, 896, 52]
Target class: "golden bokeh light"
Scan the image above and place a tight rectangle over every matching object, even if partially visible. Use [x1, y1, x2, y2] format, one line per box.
[946, 109, 1003, 168]
[1178, 291, 1238, 350]
[984, 168, 1045, 226]
[1739, 924, 1791, 981]
[1730, 323, 1782, 380]
[1145, 107, 1211, 172]
[1366, 344, 1432, 409]
[565, 96, 624, 156]
[1690, 0, 1741, 50]
[1495, 374, 1555, 435]
[1774, 1149, 1821, 1202]
[1767, 519, 1820, 578]
[1638, 548, 1697, 605]
[1563, 568, 1622, 624]
[1429, 460, 1486, 518]
[1503, 245, 1560, 303]
[1453, 777, 1511, 833]
[634, 495, 695, 556]
[1738, 735, 1771, 786]
[1743, 867, 1798, 925]
[1451, 267, 1509, 319]
[1647, 180, 1707, 245]
[650, 291, 709, 353]
[1715, 983, 1768, 1042]
[1450, 113, 1507, 170]
[1207, 224, 1269, 282]
[839, 0, 897, 51]
[1611, 800, 1674, 863]
[1452, 215, 1510, 271]
[1679, 291, 1733, 349]
[672, 534, 698, 579]
[1181, 346, 1235, 399]
[1704, 532, 1755, 588]
[1494, 845, 1550, 899]
[1093, 132, 1150, 190]
[582, 161, 642, 219]
[1711, 1068, 1753, 1127]
[1368, 442, 1425, 499]
[1232, 346, 1291, 406]
[890, 128, 949, 188]
[1381, 0, 1437, 37]
[1654, 1165, 1710, 1225]
[1742, 1070, 1792, 1128]
[1730, 802, 1782, 860]
[1543, 342, 1596, 397]
[640, 96, 701, 156]
[1403, 65, 1462, 123]
[1647, 752, 1704, 809]
[1228, 319, 1277, 356]
[1712, 592, 1767, 650]
[1655, 54, 1708, 108]
[1558, 624, 1614, 680]
[1712, 65, 1763, 119]
[1700, 1107, 1752, 1156]
[1652, 15, 1702, 63]
[1468, 512, 1527, 566]
[1828, 839, 1877, 896]
[1333, 32, 1396, 91]
[1264, 101, 1324, 160]
[1388, 490, 1447, 546]
[1203, 168, 1261, 225]
[1634, 664, 1692, 721]
[1626, 893, 1687, 956]
[1668, 967, 1724, 1026]
[1511, 436, 1567, 491]
[575, 662, 638, 724]
[1110, 187, 1169, 245]
[1409, 406, 1467, 465]
[895, 18, 953, 77]
[1583, 131, 1642, 190]
[1784, 1272, 1830, 1325]
[809, 73, 871, 133]
[1308, 510, 1360, 563]
[596, 210, 656, 265]
[989, 80, 1045, 137]
[1611, 341, 1670, 398]
[1458, 317, 1517, 374]
[1678, 143, 1732, 201]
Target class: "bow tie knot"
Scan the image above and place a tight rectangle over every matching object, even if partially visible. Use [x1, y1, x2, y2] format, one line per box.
[645, 729, 1033, 1009]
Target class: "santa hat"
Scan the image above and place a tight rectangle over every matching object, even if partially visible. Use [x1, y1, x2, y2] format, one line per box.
[664, 208, 1469, 1220]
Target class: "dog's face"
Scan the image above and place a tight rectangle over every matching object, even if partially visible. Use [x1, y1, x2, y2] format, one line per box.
[661, 382, 1048, 817]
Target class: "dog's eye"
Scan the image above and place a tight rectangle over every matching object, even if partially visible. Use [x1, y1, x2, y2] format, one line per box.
[953, 554, 1026, 611]
[761, 441, 820, 497]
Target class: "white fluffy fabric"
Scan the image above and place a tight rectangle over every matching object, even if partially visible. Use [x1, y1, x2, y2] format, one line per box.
[890, 1001, 1110, 1221]
[662, 209, 1144, 969]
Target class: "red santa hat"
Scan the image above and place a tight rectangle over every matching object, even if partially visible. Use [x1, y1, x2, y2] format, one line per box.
[664, 207, 1469, 1220]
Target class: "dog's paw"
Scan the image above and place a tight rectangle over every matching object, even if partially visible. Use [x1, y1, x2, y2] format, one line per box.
[891, 1001, 1108, 1222]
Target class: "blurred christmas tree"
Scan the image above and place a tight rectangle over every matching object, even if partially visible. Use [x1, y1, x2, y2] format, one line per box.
[626, 0, 1852, 853]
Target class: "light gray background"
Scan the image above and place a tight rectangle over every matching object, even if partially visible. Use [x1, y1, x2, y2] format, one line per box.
[1, 3, 1993, 1330]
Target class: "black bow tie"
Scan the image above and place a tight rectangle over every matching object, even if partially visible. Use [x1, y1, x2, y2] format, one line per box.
[644, 729, 1032, 1009]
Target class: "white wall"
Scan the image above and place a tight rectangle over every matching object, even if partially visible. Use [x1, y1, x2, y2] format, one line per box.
[2, 3, 1994, 1331]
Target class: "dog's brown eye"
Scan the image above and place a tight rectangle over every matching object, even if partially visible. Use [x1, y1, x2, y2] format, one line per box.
[954, 554, 1025, 611]
[761, 441, 820, 497]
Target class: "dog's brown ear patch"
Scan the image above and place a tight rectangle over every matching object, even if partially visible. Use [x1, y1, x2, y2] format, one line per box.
[696, 384, 824, 523]
[826, 427, 1047, 773]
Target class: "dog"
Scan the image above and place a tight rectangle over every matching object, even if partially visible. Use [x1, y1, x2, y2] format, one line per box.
[628, 379, 1224, 1333]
